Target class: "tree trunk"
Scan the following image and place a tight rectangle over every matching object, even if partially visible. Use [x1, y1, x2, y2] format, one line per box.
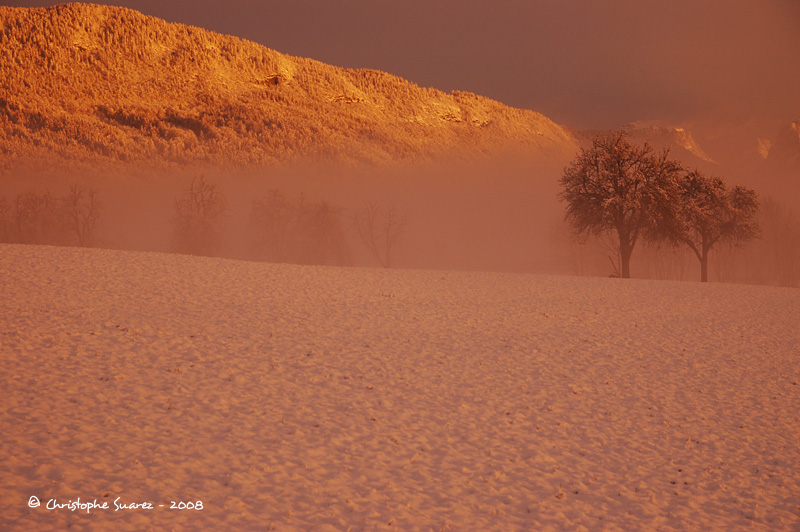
[700, 249, 709, 282]
[620, 240, 632, 279]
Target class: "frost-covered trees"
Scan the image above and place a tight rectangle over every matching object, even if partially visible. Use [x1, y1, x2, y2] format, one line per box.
[666, 171, 759, 282]
[559, 132, 683, 278]
[560, 132, 763, 282]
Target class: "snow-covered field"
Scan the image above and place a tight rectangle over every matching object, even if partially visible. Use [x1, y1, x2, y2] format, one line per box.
[1, 244, 797, 531]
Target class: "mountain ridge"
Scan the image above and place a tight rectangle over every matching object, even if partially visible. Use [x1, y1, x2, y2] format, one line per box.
[0, 2, 578, 171]
[620, 121, 715, 163]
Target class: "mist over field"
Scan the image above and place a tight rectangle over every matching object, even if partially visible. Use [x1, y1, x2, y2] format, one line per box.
[1, 157, 559, 268]
[2, 152, 797, 285]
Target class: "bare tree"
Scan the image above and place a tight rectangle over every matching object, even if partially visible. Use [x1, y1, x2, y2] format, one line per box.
[352, 201, 407, 268]
[559, 132, 683, 278]
[13, 191, 65, 244]
[667, 171, 759, 282]
[296, 198, 350, 265]
[248, 189, 295, 262]
[173, 176, 228, 256]
[62, 184, 101, 246]
[249, 190, 350, 265]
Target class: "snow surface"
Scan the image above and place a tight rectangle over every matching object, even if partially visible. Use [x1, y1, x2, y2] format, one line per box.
[1, 244, 798, 531]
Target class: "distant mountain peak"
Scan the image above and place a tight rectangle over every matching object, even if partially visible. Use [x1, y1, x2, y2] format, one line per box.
[757, 137, 772, 159]
[764, 119, 800, 166]
[620, 121, 715, 164]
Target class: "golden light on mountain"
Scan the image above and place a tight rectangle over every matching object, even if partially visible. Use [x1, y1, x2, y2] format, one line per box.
[0, 3, 577, 171]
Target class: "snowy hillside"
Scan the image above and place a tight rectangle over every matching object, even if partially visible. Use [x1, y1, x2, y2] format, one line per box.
[1, 244, 797, 531]
[0, 3, 576, 170]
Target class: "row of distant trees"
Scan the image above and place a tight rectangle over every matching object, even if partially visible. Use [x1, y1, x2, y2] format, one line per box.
[0, 185, 101, 246]
[560, 132, 768, 282]
[171, 176, 406, 268]
[177, 171, 798, 286]
[172, 178, 356, 266]
[0, 176, 407, 268]
[2, 169, 797, 286]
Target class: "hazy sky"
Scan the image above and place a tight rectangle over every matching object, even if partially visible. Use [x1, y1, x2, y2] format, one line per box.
[8, 0, 800, 132]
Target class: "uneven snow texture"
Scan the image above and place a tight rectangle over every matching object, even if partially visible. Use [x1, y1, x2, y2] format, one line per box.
[1, 244, 798, 531]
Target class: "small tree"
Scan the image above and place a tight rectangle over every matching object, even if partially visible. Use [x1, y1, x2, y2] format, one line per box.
[296, 198, 350, 265]
[559, 132, 683, 278]
[62, 184, 101, 246]
[13, 191, 66, 244]
[249, 190, 295, 262]
[669, 171, 759, 282]
[173, 176, 227, 256]
[352, 201, 407, 268]
[249, 190, 350, 265]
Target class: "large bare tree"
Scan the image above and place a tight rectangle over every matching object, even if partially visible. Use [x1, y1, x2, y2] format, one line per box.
[559, 132, 683, 278]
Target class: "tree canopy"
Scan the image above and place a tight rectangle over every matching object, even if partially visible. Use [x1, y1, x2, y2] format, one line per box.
[560, 132, 761, 282]
[667, 171, 759, 282]
[559, 132, 682, 278]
